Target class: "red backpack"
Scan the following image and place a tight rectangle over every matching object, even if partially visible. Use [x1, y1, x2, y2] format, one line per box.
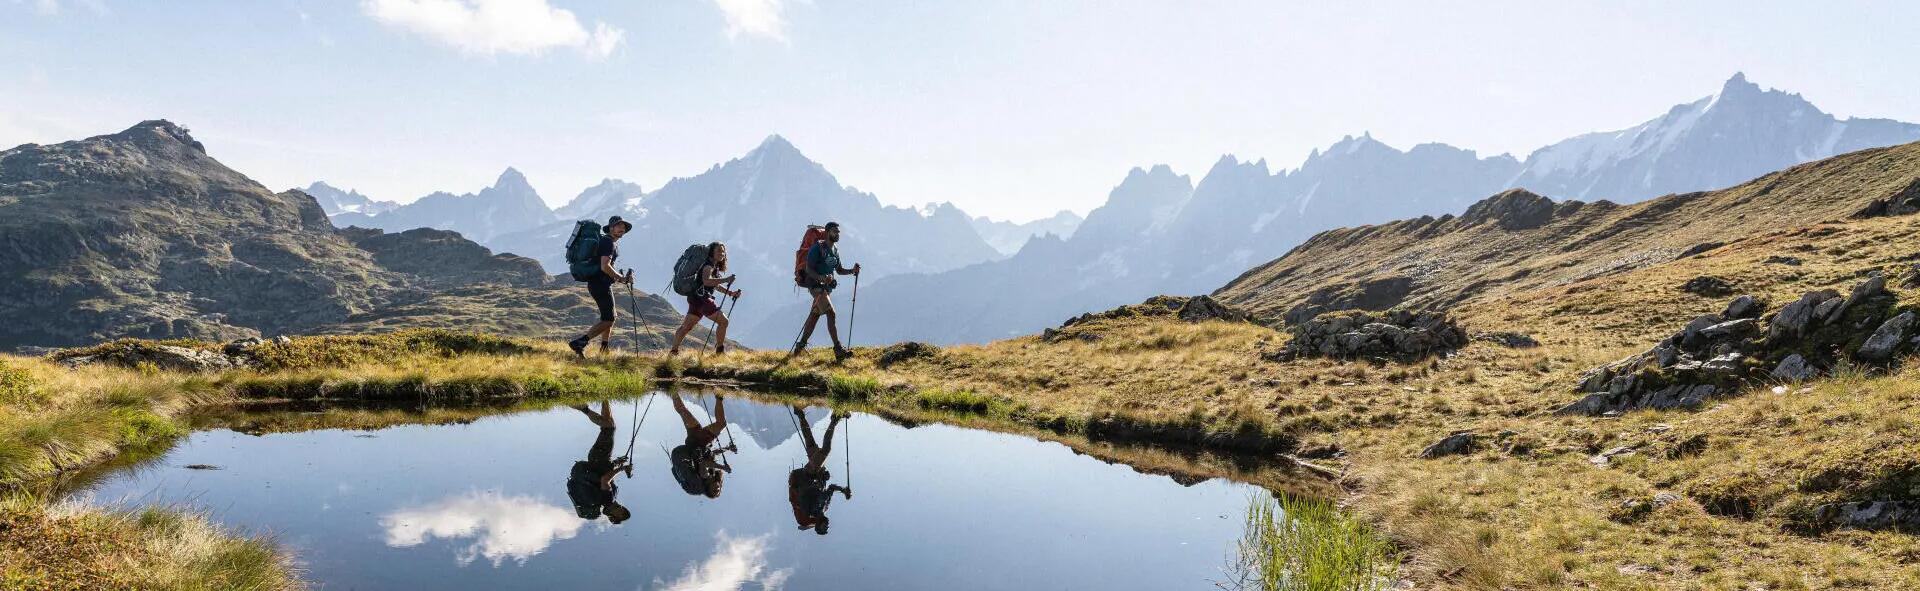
[793, 225, 829, 287]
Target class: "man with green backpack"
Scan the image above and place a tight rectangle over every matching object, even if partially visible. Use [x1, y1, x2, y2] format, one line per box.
[564, 216, 634, 358]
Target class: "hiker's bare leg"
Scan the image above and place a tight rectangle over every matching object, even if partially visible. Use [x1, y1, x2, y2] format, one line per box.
[823, 310, 842, 349]
[585, 319, 614, 342]
[705, 396, 728, 438]
[708, 312, 729, 349]
[669, 394, 701, 431]
[669, 314, 700, 353]
[795, 407, 821, 454]
[819, 415, 840, 457]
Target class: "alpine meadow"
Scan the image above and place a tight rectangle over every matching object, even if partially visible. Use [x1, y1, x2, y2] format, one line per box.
[5, 2, 1920, 589]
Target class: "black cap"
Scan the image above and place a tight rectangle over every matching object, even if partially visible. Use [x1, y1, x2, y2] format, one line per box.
[824, 221, 840, 230]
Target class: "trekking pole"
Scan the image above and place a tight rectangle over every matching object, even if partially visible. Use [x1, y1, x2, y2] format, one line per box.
[843, 414, 852, 495]
[624, 269, 639, 355]
[848, 272, 860, 350]
[698, 293, 729, 364]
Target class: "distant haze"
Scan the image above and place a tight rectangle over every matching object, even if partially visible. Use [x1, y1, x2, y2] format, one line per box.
[3, 1, 1918, 221]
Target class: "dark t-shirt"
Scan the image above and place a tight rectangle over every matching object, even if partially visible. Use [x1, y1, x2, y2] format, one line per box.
[588, 236, 619, 284]
[567, 460, 616, 518]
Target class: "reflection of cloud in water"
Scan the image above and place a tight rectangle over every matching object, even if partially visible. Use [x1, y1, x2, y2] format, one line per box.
[381, 490, 584, 566]
[653, 532, 793, 591]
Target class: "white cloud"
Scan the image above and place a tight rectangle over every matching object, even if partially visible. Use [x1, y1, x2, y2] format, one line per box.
[380, 490, 586, 566]
[361, 0, 625, 59]
[652, 532, 793, 591]
[711, 0, 790, 41]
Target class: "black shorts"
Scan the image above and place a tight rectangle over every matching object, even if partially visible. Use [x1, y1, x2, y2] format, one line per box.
[587, 280, 614, 321]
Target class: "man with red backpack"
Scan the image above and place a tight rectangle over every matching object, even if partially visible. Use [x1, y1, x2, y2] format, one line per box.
[792, 222, 860, 361]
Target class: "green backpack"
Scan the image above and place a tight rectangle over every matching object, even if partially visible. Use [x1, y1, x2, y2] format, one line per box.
[564, 220, 604, 281]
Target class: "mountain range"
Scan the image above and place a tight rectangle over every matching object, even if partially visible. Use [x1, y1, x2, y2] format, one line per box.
[969, 210, 1084, 256]
[0, 121, 692, 351]
[802, 73, 1920, 345]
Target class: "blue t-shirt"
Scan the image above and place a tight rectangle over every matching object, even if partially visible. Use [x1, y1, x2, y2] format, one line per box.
[806, 242, 839, 278]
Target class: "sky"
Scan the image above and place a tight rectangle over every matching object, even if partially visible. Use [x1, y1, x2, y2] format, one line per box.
[3, 1, 1918, 222]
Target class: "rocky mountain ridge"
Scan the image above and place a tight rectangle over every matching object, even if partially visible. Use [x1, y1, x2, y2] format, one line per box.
[0, 121, 689, 350]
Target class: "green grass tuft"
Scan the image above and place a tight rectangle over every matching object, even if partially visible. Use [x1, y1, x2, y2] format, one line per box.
[1227, 493, 1397, 591]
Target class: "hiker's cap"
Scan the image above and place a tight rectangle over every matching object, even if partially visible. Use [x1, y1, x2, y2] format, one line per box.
[823, 221, 840, 231]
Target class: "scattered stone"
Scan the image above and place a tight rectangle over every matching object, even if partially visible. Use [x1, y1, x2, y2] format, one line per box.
[1276, 309, 1468, 361]
[1857, 311, 1916, 362]
[1420, 431, 1479, 458]
[1472, 331, 1540, 348]
[1763, 255, 1804, 266]
[1680, 275, 1736, 297]
[1810, 500, 1920, 531]
[1590, 445, 1636, 467]
[1665, 434, 1709, 458]
[1723, 295, 1763, 320]
[1646, 423, 1672, 434]
[877, 341, 940, 368]
[1771, 354, 1815, 381]
[1903, 263, 1920, 290]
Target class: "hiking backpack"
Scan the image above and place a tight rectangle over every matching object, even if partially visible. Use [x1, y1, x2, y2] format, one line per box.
[564, 220, 604, 281]
[792, 225, 829, 287]
[671, 244, 711, 296]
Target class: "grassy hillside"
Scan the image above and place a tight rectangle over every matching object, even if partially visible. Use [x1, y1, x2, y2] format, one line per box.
[683, 143, 1920, 589]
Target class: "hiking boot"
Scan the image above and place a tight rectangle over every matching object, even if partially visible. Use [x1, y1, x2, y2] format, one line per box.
[789, 341, 807, 358]
[568, 337, 589, 359]
[714, 345, 727, 355]
[833, 346, 853, 362]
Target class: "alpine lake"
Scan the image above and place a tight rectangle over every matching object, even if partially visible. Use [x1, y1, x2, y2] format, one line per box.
[58, 390, 1288, 590]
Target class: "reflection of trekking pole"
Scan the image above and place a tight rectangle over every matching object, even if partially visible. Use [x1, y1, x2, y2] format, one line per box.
[848, 272, 860, 350]
[844, 414, 852, 497]
[621, 393, 656, 463]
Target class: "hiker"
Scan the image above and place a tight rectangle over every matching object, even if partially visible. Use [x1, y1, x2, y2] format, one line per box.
[787, 406, 851, 535]
[668, 242, 742, 356]
[567, 216, 634, 358]
[566, 401, 633, 524]
[667, 393, 734, 498]
[793, 222, 861, 360]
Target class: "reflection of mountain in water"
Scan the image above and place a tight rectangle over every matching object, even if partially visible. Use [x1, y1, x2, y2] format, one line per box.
[724, 400, 802, 450]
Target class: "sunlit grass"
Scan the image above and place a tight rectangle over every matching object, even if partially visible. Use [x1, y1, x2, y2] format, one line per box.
[1225, 493, 1397, 591]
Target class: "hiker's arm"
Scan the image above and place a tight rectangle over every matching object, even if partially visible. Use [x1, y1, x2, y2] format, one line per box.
[829, 484, 851, 499]
[837, 262, 860, 276]
[599, 256, 627, 283]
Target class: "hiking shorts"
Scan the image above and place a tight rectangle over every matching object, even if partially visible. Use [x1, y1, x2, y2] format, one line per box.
[588, 280, 615, 321]
[687, 295, 720, 318]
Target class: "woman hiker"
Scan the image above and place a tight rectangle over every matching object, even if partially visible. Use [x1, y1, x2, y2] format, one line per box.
[667, 393, 734, 498]
[569, 216, 634, 358]
[668, 242, 742, 356]
[793, 222, 861, 361]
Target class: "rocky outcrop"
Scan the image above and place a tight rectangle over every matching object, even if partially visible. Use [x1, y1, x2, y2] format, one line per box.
[1561, 274, 1917, 415]
[55, 341, 251, 372]
[877, 342, 939, 368]
[1273, 309, 1467, 361]
[1851, 178, 1920, 219]
[1044, 295, 1253, 342]
[1810, 500, 1920, 531]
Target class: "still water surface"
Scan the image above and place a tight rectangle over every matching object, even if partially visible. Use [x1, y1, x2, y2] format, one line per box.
[77, 392, 1262, 590]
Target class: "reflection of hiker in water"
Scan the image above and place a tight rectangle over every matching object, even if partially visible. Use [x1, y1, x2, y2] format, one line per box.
[566, 401, 632, 524]
[788, 406, 851, 535]
[668, 394, 735, 498]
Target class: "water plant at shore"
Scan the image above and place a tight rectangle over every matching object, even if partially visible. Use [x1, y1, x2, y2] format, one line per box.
[1222, 493, 1397, 591]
